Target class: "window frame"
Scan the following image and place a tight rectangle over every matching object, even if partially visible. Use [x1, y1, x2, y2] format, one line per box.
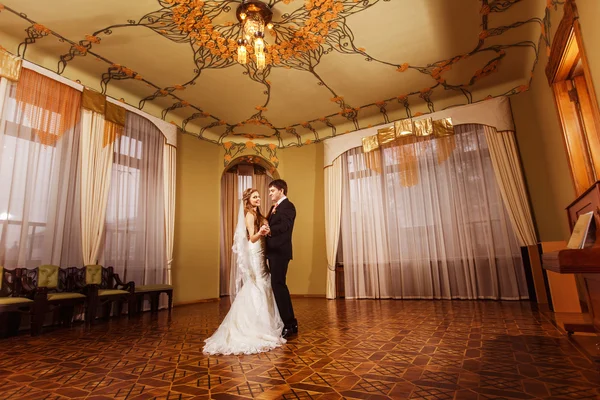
[546, 0, 600, 195]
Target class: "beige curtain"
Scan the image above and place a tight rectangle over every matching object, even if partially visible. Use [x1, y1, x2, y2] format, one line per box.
[164, 144, 176, 285]
[220, 171, 238, 296]
[340, 124, 528, 300]
[80, 109, 115, 265]
[483, 126, 537, 246]
[253, 171, 273, 217]
[324, 157, 343, 299]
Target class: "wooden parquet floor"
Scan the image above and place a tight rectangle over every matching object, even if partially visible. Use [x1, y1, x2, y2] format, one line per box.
[0, 299, 599, 400]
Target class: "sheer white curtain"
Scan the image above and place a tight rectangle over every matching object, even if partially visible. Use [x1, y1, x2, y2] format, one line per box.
[0, 69, 82, 268]
[341, 124, 528, 300]
[102, 112, 166, 285]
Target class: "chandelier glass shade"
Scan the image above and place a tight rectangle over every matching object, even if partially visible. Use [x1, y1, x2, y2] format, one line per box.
[235, 1, 273, 70]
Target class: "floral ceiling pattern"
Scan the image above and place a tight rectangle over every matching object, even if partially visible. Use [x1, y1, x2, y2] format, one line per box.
[0, 0, 560, 165]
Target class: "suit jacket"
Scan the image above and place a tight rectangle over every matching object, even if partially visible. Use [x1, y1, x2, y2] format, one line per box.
[266, 198, 296, 260]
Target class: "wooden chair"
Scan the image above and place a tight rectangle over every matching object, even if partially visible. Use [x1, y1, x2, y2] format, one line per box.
[70, 265, 135, 323]
[0, 266, 36, 336]
[20, 265, 88, 330]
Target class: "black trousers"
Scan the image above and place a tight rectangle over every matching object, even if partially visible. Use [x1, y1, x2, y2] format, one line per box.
[268, 255, 296, 327]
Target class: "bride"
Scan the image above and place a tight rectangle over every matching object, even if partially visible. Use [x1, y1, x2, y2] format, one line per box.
[203, 188, 286, 355]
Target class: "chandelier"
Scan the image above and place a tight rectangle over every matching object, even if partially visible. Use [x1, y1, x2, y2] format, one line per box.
[235, 0, 273, 70]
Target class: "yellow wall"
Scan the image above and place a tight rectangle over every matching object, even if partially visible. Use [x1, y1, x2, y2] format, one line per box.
[173, 136, 328, 302]
[277, 143, 328, 296]
[512, 1, 600, 242]
[511, 49, 574, 241]
[172, 133, 221, 303]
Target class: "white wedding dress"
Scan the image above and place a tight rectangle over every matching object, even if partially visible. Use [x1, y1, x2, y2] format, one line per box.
[203, 205, 286, 355]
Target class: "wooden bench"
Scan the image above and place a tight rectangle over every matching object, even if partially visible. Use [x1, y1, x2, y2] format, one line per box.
[135, 284, 173, 314]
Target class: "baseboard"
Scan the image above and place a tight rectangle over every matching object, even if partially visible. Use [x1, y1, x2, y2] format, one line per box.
[174, 295, 325, 305]
[173, 298, 220, 306]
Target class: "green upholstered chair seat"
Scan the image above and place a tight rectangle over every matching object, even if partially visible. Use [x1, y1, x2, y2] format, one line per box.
[0, 297, 33, 305]
[98, 289, 129, 296]
[135, 284, 173, 293]
[48, 292, 86, 301]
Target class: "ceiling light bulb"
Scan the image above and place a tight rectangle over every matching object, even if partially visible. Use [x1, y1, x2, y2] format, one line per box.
[240, 12, 247, 20]
[254, 37, 264, 55]
[256, 52, 266, 70]
[237, 45, 247, 64]
[267, 23, 273, 30]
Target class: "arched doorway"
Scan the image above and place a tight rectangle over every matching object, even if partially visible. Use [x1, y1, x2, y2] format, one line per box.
[219, 157, 280, 297]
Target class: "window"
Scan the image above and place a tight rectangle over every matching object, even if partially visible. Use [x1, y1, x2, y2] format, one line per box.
[102, 113, 166, 285]
[0, 87, 60, 267]
[104, 135, 143, 270]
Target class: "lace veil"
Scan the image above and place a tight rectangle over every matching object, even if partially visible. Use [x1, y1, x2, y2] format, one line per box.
[229, 199, 249, 302]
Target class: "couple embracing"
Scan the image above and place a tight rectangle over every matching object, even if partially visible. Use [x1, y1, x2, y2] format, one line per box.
[203, 179, 297, 355]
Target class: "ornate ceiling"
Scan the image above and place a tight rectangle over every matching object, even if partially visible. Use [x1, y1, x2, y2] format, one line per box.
[0, 0, 555, 156]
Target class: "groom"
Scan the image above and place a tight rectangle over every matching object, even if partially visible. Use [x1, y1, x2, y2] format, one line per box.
[260, 179, 298, 338]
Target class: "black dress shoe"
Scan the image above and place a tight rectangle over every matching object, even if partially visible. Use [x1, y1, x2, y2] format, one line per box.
[289, 319, 298, 334]
[281, 327, 292, 338]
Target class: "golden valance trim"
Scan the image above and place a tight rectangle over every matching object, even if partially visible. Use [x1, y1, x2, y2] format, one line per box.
[82, 87, 126, 126]
[82, 88, 106, 114]
[0, 49, 22, 81]
[376, 126, 395, 145]
[362, 117, 454, 153]
[106, 101, 126, 126]
[361, 135, 379, 153]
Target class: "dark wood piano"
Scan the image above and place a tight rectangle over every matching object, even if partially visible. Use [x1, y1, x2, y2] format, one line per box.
[542, 181, 600, 338]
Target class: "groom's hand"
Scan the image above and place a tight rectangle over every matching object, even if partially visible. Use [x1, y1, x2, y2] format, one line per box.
[259, 224, 270, 236]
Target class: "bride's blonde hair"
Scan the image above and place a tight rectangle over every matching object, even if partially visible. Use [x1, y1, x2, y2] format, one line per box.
[242, 188, 265, 233]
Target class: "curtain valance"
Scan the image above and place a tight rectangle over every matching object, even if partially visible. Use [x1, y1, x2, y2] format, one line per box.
[21, 59, 178, 147]
[324, 96, 514, 167]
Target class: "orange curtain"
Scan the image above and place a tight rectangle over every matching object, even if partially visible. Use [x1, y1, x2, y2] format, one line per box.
[15, 68, 80, 146]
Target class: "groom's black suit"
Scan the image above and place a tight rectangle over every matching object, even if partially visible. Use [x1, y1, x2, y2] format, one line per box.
[266, 198, 297, 330]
